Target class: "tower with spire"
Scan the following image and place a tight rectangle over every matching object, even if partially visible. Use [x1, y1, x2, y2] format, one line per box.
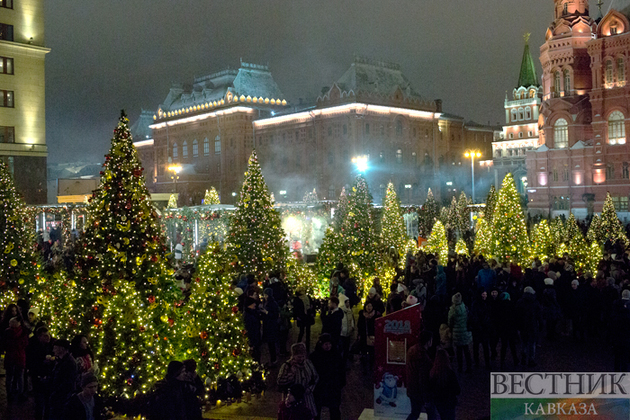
[491, 34, 542, 193]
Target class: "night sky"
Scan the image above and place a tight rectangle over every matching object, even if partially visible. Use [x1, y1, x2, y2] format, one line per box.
[44, 0, 621, 164]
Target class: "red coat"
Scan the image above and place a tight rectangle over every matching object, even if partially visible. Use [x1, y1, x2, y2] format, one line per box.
[4, 326, 29, 368]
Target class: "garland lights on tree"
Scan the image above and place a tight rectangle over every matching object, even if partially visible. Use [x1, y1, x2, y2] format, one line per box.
[380, 183, 408, 259]
[203, 187, 221, 205]
[566, 213, 588, 268]
[0, 161, 37, 310]
[418, 188, 439, 238]
[167, 194, 178, 209]
[587, 214, 602, 244]
[530, 219, 553, 261]
[600, 192, 629, 247]
[72, 112, 184, 398]
[425, 220, 448, 264]
[484, 185, 497, 225]
[225, 151, 288, 278]
[489, 174, 530, 265]
[473, 216, 491, 257]
[333, 187, 349, 230]
[455, 238, 469, 257]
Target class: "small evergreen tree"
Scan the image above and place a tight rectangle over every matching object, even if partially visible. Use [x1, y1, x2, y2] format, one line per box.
[484, 185, 497, 224]
[455, 238, 469, 257]
[566, 214, 587, 268]
[333, 187, 349, 230]
[473, 217, 492, 257]
[381, 182, 408, 258]
[204, 187, 220, 205]
[530, 219, 553, 261]
[587, 214, 602, 244]
[418, 188, 439, 238]
[425, 220, 448, 264]
[600, 193, 629, 247]
[167, 194, 178, 208]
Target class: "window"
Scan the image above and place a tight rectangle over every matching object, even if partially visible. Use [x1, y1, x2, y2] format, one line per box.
[553, 196, 570, 210]
[511, 109, 517, 122]
[182, 141, 188, 158]
[509, 133, 514, 139]
[192, 139, 198, 157]
[564, 69, 571, 94]
[608, 111, 626, 145]
[0, 56, 13, 75]
[519, 132, 523, 138]
[328, 186, 335, 200]
[0, 0, 13, 9]
[0, 90, 13, 107]
[618, 58, 626, 84]
[0, 126, 14, 143]
[518, 108, 524, 120]
[606, 60, 614, 85]
[203, 138, 209, 156]
[554, 71, 561, 95]
[396, 149, 403, 164]
[528, 131, 533, 137]
[525, 107, 531, 120]
[365, 123, 370, 134]
[172, 143, 178, 159]
[607, 164, 615, 180]
[295, 130, 299, 141]
[562, 167, 569, 181]
[396, 120, 403, 136]
[624, 162, 629, 179]
[214, 137, 221, 154]
[295, 154, 301, 168]
[0, 24, 13, 41]
[552, 169, 558, 182]
[612, 196, 629, 211]
[554, 118, 568, 148]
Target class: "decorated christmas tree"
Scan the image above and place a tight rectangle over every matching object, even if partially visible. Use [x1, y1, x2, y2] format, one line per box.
[600, 193, 629, 247]
[473, 216, 492, 257]
[587, 214, 602, 244]
[286, 254, 326, 298]
[484, 185, 497, 224]
[490, 174, 530, 265]
[204, 187, 221, 205]
[418, 188, 439, 238]
[530, 219, 554, 261]
[316, 227, 346, 283]
[340, 174, 379, 286]
[425, 220, 448, 264]
[586, 241, 603, 274]
[551, 217, 566, 251]
[455, 191, 471, 238]
[566, 214, 587, 268]
[302, 188, 319, 204]
[455, 238, 469, 257]
[0, 161, 37, 309]
[73, 112, 183, 398]
[167, 194, 178, 208]
[225, 151, 288, 278]
[333, 187, 349, 230]
[184, 243, 256, 389]
[381, 182, 408, 258]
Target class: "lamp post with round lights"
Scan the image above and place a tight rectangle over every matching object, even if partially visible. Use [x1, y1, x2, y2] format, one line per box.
[168, 164, 182, 196]
[464, 150, 481, 203]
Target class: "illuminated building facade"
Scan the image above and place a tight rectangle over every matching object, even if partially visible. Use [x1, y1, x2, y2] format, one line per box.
[526, 0, 630, 220]
[136, 57, 496, 205]
[0, 0, 49, 203]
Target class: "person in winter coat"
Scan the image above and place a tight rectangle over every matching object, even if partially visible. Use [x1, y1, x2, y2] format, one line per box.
[70, 335, 97, 378]
[49, 339, 78, 420]
[277, 383, 314, 420]
[309, 334, 345, 420]
[147, 360, 200, 420]
[435, 266, 448, 300]
[429, 349, 461, 420]
[541, 278, 561, 341]
[365, 288, 386, 315]
[448, 292, 472, 373]
[262, 288, 280, 366]
[516, 287, 543, 367]
[341, 277, 360, 308]
[611, 290, 630, 371]
[476, 262, 497, 292]
[338, 294, 355, 365]
[27, 326, 54, 420]
[293, 289, 314, 352]
[321, 297, 344, 346]
[357, 302, 379, 370]
[495, 292, 520, 369]
[470, 288, 492, 369]
[63, 372, 105, 420]
[277, 343, 319, 418]
[244, 297, 262, 363]
[406, 330, 437, 420]
[4, 316, 30, 401]
[566, 279, 586, 340]
[371, 277, 384, 298]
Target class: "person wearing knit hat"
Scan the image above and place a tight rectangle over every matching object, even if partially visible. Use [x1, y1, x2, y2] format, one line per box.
[516, 283, 543, 367]
[448, 292, 472, 372]
[278, 342, 319, 417]
[64, 372, 105, 419]
[366, 287, 385, 315]
[544, 278, 554, 286]
[523, 286, 535, 295]
[309, 333, 344, 420]
[405, 295, 419, 306]
[623, 289, 630, 300]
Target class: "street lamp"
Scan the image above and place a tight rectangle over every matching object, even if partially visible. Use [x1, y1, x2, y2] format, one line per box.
[168, 164, 182, 194]
[464, 150, 481, 203]
[351, 155, 368, 173]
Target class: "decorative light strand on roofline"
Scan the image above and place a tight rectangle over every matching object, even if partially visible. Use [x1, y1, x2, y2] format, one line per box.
[149, 106, 257, 129]
[153, 97, 288, 121]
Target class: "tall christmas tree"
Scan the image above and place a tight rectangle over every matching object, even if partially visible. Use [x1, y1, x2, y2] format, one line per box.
[341, 175, 379, 286]
[551, 217, 566, 252]
[600, 193, 629, 247]
[0, 161, 36, 309]
[381, 182, 408, 258]
[425, 220, 448, 264]
[586, 241, 603, 274]
[455, 191, 471, 238]
[473, 216, 492, 257]
[73, 112, 183, 398]
[566, 214, 587, 268]
[530, 219, 553, 261]
[316, 227, 346, 283]
[418, 188, 439, 238]
[587, 214, 602, 244]
[226, 151, 288, 278]
[184, 243, 256, 388]
[484, 185, 497, 224]
[204, 187, 220, 205]
[333, 187, 349, 230]
[490, 174, 530, 265]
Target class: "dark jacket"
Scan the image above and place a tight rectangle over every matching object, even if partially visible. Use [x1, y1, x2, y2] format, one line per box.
[612, 298, 630, 346]
[26, 336, 54, 382]
[262, 296, 280, 342]
[50, 352, 78, 405]
[429, 370, 460, 406]
[147, 378, 200, 420]
[357, 310, 379, 348]
[64, 393, 105, 420]
[277, 400, 314, 420]
[470, 297, 492, 336]
[3, 325, 29, 368]
[321, 308, 343, 342]
[406, 344, 432, 402]
[541, 285, 561, 321]
[244, 306, 262, 348]
[309, 345, 345, 407]
[516, 293, 543, 341]
[365, 296, 386, 316]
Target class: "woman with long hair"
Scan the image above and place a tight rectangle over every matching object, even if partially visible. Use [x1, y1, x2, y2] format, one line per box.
[70, 335, 97, 377]
[429, 348, 461, 420]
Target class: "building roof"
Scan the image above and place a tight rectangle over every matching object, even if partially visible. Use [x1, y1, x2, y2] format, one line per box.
[159, 61, 285, 112]
[130, 109, 155, 140]
[517, 39, 539, 89]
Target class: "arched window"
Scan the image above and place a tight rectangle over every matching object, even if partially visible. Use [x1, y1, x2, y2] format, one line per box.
[530, 89, 537, 98]
[618, 58, 626, 84]
[564, 69, 571, 94]
[203, 137, 209, 156]
[396, 120, 403, 136]
[396, 149, 403, 164]
[554, 118, 568, 148]
[511, 109, 517, 122]
[172, 142, 178, 159]
[608, 110, 626, 145]
[214, 136, 221, 154]
[554, 71, 561, 95]
[518, 107, 524, 120]
[182, 140, 188, 158]
[192, 139, 198, 157]
[525, 107, 531, 120]
[606, 60, 614, 85]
